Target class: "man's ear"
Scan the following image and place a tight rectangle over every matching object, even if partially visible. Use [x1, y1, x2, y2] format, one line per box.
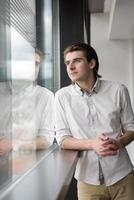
[89, 59, 96, 69]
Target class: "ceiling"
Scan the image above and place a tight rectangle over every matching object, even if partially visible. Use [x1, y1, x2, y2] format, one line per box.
[88, 0, 134, 39]
[109, 0, 134, 39]
[88, 0, 112, 13]
[88, 0, 104, 13]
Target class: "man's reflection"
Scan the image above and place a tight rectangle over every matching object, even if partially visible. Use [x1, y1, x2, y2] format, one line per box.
[0, 48, 54, 156]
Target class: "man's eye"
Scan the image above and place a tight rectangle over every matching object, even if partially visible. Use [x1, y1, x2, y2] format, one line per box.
[75, 59, 81, 62]
[64, 61, 69, 66]
[64, 58, 83, 66]
[73, 59, 82, 63]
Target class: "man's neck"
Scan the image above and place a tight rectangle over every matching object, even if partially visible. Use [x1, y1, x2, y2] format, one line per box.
[76, 77, 96, 93]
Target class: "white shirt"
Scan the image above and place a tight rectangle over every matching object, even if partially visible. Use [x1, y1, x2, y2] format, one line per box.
[55, 79, 134, 186]
[0, 82, 54, 146]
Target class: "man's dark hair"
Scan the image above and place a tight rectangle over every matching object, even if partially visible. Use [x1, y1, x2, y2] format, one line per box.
[64, 42, 101, 79]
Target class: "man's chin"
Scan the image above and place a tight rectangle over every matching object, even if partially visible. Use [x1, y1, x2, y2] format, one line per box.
[70, 77, 79, 83]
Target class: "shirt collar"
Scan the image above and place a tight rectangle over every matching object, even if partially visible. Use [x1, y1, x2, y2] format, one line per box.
[74, 78, 101, 96]
[93, 78, 101, 93]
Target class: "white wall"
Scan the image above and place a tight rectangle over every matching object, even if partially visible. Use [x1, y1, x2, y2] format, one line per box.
[90, 13, 134, 164]
[91, 13, 131, 88]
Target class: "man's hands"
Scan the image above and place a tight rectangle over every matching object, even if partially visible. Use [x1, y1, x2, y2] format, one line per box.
[0, 137, 12, 156]
[92, 134, 120, 157]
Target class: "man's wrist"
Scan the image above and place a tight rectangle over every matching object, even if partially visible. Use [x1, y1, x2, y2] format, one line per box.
[116, 137, 124, 148]
[88, 139, 94, 150]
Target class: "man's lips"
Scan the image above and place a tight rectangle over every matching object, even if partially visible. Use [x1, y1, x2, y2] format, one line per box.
[69, 72, 78, 76]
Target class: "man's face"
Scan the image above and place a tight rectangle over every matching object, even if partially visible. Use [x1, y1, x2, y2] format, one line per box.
[35, 53, 41, 79]
[64, 51, 94, 83]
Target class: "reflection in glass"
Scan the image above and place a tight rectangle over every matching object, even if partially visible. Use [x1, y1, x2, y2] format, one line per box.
[0, 26, 55, 191]
[11, 27, 54, 151]
[0, 0, 55, 193]
[36, 0, 54, 91]
[0, 14, 12, 190]
[0, 154, 12, 190]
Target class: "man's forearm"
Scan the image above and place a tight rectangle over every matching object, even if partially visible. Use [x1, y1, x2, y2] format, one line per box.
[60, 135, 119, 157]
[61, 137, 93, 150]
[117, 131, 134, 148]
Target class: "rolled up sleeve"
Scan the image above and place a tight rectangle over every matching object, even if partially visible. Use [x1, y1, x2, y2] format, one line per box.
[38, 91, 55, 145]
[55, 91, 72, 145]
[120, 85, 134, 131]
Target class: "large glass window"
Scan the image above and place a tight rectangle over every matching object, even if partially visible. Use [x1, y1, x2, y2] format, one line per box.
[36, 0, 54, 91]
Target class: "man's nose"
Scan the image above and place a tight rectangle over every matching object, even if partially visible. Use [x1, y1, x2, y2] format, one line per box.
[69, 62, 75, 70]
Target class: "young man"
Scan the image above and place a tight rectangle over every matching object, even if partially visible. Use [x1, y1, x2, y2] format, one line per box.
[0, 48, 54, 155]
[55, 42, 134, 200]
